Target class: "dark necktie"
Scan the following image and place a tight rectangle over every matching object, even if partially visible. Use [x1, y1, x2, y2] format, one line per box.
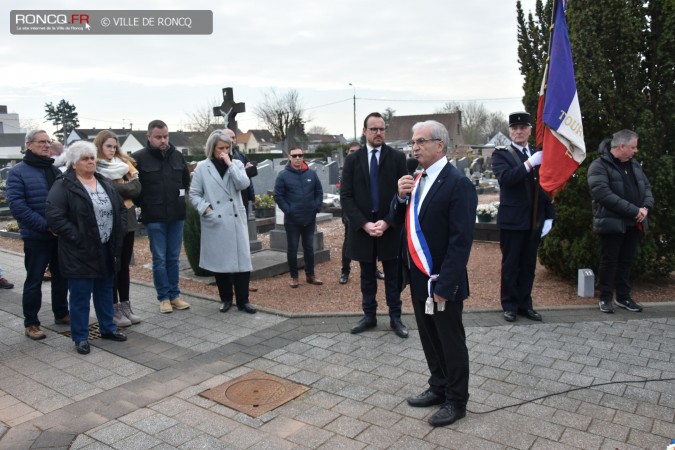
[418, 171, 427, 195]
[370, 149, 379, 212]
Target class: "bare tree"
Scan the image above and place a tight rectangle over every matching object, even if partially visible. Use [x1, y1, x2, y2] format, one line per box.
[184, 99, 222, 155]
[253, 89, 306, 142]
[437, 101, 508, 144]
[307, 125, 328, 135]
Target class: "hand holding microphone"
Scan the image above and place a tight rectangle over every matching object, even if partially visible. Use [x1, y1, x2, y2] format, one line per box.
[404, 158, 419, 201]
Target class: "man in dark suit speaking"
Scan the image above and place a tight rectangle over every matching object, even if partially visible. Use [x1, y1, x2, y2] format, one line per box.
[492, 112, 555, 323]
[340, 112, 408, 338]
[394, 120, 477, 427]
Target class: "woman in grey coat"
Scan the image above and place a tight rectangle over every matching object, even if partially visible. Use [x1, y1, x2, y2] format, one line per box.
[189, 130, 256, 314]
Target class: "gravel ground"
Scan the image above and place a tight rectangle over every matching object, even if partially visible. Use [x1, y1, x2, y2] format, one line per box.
[1, 201, 673, 315]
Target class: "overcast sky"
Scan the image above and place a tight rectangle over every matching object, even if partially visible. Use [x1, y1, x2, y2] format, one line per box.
[2, 0, 538, 141]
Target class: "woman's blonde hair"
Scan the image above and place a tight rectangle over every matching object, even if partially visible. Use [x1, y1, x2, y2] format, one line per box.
[93, 130, 135, 165]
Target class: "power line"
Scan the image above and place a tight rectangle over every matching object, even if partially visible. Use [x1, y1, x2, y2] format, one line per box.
[358, 96, 521, 103]
[303, 96, 522, 112]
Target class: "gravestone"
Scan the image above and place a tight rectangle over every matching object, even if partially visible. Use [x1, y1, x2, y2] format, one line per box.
[251, 160, 276, 196]
[456, 157, 469, 175]
[269, 205, 330, 269]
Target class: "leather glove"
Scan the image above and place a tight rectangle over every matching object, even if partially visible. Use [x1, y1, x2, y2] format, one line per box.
[541, 218, 553, 237]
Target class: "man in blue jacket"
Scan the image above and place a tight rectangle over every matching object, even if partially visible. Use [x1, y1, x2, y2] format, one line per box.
[274, 147, 323, 288]
[7, 130, 69, 340]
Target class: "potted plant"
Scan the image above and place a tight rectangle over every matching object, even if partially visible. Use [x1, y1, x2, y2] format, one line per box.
[254, 194, 275, 218]
[476, 202, 498, 223]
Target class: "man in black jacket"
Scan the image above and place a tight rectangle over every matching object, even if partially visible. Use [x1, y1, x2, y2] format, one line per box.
[587, 130, 654, 313]
[394, 120, 477, 427]
[492, 112, 555, 323]
[340, 112, 408, 338]
[133, 120, 191, 314]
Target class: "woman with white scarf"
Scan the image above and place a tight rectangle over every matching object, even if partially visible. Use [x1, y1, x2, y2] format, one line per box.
[94, 130, 142, 327]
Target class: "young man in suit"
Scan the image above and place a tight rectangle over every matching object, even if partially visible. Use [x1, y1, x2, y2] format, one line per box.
[340, 112, 408, 338]
[394, 120, 477, 426]
[491, 112, 555, 322]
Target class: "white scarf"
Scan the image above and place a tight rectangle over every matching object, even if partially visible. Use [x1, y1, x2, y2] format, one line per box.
[96, 157, 130, 180]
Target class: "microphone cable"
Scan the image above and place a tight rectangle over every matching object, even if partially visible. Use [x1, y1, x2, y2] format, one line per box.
[466, 376, 675, 415]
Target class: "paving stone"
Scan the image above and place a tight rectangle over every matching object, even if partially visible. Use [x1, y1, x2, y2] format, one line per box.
[612, 409, 654, 433]
[317, 434, 367, 450]
[153, 424, 201, 447]
[295, 405, 340, 427]
[87, 421, 137, 445]
[587, 418, 629, 441]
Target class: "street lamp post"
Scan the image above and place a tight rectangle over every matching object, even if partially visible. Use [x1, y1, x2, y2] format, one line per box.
[349, 83, 356, 141]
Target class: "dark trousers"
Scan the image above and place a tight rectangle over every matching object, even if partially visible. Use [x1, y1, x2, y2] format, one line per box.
[412, 296, 469, 405]
[113, 231, 135, 304]
[284, 221, 316, 279]
[22, 238, 69, 327]
[214, 272, 251, 307]
[341, 220, 351, 274]
[499, 229, 541, 312]
[599, 227, 640, 302]
[359, 258, 401, 319]
[68, 274, 116, 342]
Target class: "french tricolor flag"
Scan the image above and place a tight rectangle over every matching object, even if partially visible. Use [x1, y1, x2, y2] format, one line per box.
[536, 0, 586, 198]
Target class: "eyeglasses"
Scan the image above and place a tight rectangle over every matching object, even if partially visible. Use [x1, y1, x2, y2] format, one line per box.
[31, 139, 53, 145]
[289, 154, 304, 158]
[367, 127, 386, 134]
[79, 156, 96, 161]
[410, 138, 441, 146]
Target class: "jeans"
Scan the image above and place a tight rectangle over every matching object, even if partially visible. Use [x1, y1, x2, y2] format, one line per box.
[284, 221, 316, 279]
[68, 274, 116, 342]
[146, 220, 184, 301]
[22, 238, 69, 327]
[599, 227, 641, 302]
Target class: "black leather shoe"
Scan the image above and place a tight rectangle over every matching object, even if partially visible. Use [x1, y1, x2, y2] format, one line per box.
[428, 403, 466, 427]
[238, 303, 257, 314]
[519, 309, 542, 321]
[390, 318, 409, 339]
[407, 389, 445, 407]
[220, 300, 232, 313]
[75, 341, 90, 355]
[100, 331, 127, 342]
[339, 272, 349, 285]
[375, 270, 385, 280]
[503, 311, 516, 322]
[350, 316, 377, 334]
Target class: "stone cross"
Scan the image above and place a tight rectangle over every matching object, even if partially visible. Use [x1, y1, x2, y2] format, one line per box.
[213, 87, 245, 132]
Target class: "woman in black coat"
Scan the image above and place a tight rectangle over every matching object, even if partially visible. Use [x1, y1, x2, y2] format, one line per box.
[46, 141, 128, 355]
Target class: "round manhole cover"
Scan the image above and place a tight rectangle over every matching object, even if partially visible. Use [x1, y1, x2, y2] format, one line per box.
[226, 378, 287, 406]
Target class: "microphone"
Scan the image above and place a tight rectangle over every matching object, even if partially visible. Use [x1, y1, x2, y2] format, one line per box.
[405, 158, 419, 201]
[406, 158, 419, 175]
